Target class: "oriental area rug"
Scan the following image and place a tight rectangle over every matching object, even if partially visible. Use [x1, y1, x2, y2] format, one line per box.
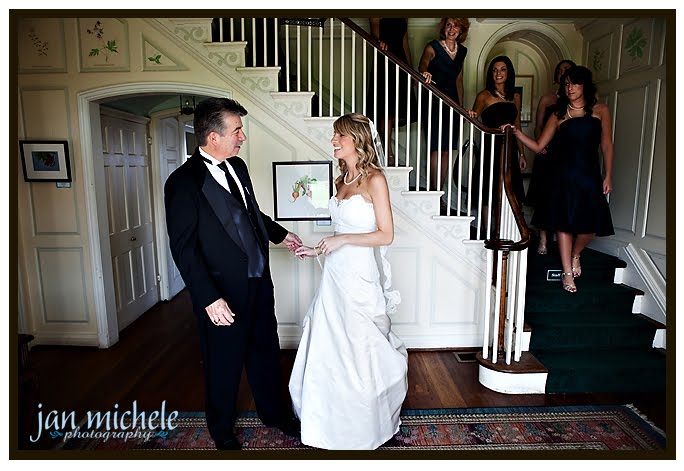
[59, 404, 665, 452]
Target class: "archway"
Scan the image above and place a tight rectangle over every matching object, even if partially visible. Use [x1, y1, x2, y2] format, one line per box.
[77, 82, 233, 348]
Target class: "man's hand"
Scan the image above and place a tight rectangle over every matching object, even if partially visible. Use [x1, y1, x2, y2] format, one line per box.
[205, 298, 236, 326]
[281, 232, 303, 253]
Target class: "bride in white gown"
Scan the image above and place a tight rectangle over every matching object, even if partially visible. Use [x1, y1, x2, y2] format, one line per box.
[289, 113, 408, 450]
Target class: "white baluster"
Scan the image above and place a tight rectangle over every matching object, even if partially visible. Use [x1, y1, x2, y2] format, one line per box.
[296, 25, 301, 92]
[285, 24, 290, 92]
[514, 248, 528, 362]
[446, 108, 453, 215]
[482, 248, 493, 360]
[486, 133, 495, 238]
[307, 26, 312, 91]
[415, 82, 422, 190]
[425, 93, 433, 191]
[263, 18, 267, 67]
[319, 22, 323, 116]
[329, 18, 334, 116]
[351, 31, 355, 112]
[274, 19, 278, 66]
[251, 18, 256, 66]
[340, 25, 345, 115]
[362, 39, 367, 115]
[404, 73, 410, 169]
[492, 250, 504, 364]
[393, 62, 399, 167]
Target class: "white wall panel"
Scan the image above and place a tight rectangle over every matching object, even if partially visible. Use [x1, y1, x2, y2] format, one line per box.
[611, 84, 648, 234]
[36, 248, 89, 323]
[30, 184, 79, 234]
[20, 89, 69, 138]
[644, 79, 666, 240]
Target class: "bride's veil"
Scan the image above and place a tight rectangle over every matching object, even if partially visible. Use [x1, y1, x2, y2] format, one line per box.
[368, 119, 401, 315]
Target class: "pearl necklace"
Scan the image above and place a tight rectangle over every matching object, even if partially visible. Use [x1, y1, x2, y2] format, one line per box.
[566, 104, 586, 119]
[440, 40, 457, 56]
[567, 102, 585, 110]
[343, 171, 362, 185]
[494, 90, 507, 100]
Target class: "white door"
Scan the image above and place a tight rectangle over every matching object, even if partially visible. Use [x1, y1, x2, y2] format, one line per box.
[159, 115, 186, 299]
[101, 111, 160, 331]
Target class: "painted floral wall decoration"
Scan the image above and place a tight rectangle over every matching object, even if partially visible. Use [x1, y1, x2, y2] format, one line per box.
[592, 49, 606, 74]
[87, 21, 118, 61]
[148, 54, 162, 64]
[624, 27, 648, 60]
[28, 28, 48, 56]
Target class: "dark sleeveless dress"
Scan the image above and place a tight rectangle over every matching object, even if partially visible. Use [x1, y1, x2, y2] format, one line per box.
[541, 115, 614, 236]
[528, 103, 558, 228]
[471, 101, 526, 206]
[421, 39, 467, 151]
[366, 18, 417, 126]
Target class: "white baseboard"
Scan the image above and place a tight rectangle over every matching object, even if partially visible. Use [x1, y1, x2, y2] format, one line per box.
[623, 244, 666, 324]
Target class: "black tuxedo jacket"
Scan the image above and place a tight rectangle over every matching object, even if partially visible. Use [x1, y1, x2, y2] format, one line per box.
[164, 150, 288, 316]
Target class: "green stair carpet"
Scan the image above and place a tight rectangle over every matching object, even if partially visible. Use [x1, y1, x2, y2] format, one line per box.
[524, 241, 666, 393]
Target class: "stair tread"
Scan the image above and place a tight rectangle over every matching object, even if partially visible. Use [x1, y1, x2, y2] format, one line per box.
[527, 244, 626, 267]
[526, 282, 642, 294]
[525, 310, 654, 327]
[532, 347, 666, 369]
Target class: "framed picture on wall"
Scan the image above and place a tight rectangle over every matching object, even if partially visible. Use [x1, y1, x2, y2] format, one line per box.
[514, 75, 534, 122]
[273, 161, 333, 221]
[19, 140, 72, 182]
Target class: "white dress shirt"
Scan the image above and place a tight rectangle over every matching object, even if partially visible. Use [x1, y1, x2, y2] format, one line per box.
[199, 148, 247, 208]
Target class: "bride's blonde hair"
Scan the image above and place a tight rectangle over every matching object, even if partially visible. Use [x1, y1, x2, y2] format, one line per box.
[333, 113, 383, 185]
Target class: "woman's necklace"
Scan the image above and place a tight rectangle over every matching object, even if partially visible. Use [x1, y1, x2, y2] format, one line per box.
[566, 104, 585, 119]
[343, 171, 361, 185]
[440, 40, 457, 57]
[494, 89, 507, 100]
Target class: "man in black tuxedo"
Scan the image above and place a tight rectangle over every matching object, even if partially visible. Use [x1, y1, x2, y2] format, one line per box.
[164, 97, 302, 450]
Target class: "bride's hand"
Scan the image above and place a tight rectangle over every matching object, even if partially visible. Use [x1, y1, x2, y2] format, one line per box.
[316, 235, 346, 255]
[294, 246, 317, 259]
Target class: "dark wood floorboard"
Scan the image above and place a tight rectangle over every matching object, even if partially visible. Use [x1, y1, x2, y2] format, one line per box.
[20, 289, 667, 450]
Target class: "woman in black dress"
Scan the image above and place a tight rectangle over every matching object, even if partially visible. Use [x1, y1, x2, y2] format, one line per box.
[418, 17, 470, 211]
[507, 66, 614, 293]
[469, 56, 527, 231]
[527, 59, 576, 255]
[367, 18, 417, 165]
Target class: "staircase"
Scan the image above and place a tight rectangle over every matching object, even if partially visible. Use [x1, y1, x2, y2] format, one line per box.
[151, 17, 665, 389]
[524, 240, 666, 393]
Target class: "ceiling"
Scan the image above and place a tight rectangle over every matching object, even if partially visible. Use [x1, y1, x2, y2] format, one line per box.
[99, 93, 211, 118]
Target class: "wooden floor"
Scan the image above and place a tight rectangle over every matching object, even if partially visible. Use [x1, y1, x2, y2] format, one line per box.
[21, 289, 667, 449]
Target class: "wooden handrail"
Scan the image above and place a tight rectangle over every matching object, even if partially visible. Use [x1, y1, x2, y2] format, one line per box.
[339, 17, 529, 251]
[338, 18, 500, 135]
[483, 127, 531, 252]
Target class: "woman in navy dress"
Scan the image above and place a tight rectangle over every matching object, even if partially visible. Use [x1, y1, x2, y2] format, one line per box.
[469, 56, 527, 231]
[507, 66, 614, 293]
[418, 18, 470, 212]
[527, 59, 576, 255]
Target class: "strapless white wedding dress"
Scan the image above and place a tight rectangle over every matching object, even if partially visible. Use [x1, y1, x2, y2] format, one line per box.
[289, 194, 408, 450]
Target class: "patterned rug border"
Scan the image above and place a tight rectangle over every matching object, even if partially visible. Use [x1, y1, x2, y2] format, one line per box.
[58, 404, 666, 452]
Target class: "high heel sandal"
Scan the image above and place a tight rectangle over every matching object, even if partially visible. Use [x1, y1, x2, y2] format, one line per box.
[537, 241, 547, 255]
[562, 272, 577, 293]
[571, 254, 582, 278]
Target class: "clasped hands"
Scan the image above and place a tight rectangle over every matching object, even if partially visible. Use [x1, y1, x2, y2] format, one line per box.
[294, 235, 346, 260]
